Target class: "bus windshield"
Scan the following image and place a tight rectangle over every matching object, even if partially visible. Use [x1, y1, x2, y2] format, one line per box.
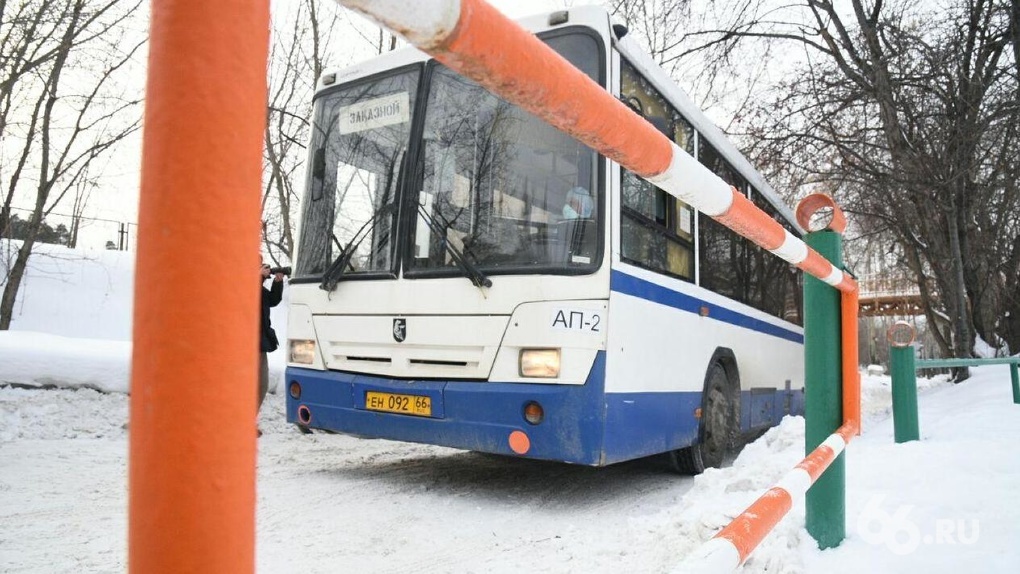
[296, 31, 601, 280]
[410, 33, 600, 277]
[296, 68, 420, 278]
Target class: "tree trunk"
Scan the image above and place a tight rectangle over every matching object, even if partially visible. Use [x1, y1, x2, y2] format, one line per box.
[946, 211, 971, 380]
[0, 228, 39, 330]
[68, 215, 80, 248]
[900, 236, 952, 358]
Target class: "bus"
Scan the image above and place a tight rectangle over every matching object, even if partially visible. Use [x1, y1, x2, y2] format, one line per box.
[284, 6, 805, 473]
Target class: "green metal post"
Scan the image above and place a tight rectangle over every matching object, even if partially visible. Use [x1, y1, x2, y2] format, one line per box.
[1011, 363, 1019, 405]
[803, 230, 844, 549]
[889, 345, 920, 442]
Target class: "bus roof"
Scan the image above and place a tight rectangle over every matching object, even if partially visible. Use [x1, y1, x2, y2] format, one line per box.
[315, 7, 611, 93]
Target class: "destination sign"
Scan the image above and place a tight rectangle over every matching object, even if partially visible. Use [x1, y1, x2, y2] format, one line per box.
[339, 92, 410, 134]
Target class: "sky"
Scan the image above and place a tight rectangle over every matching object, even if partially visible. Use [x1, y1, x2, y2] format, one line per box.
[62, 0, 586, 251]
[2, 239, 1019, 572]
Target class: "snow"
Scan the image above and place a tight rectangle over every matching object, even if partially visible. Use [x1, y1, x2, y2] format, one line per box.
[0, 332, 130, 393]
[973, 334, 998, 358]
[0, 241, 289, 394]
[1, 242, 134, 341]
[2, 242, 1019, 572]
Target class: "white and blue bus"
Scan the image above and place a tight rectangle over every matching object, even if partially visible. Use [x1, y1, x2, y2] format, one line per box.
[284, 6, 804, 473]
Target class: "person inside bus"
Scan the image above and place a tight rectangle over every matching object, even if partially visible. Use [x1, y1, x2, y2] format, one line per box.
[562, 186, 593, 220]
[553, 186, 595, 262]
[258, 259, 285, 435]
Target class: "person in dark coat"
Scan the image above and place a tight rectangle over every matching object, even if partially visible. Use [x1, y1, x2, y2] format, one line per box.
[259, 261, 284, 418]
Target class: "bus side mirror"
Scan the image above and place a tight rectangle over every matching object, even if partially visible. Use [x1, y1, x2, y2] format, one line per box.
[311, 147, 326, 201]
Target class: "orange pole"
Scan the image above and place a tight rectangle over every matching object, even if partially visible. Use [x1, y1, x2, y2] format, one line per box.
[716, 488, 794, 560]
[841, 290, 861, 432]
[129, 1, 269, 572]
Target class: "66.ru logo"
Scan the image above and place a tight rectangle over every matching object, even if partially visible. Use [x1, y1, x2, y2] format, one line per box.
[856, 495, 979, 555]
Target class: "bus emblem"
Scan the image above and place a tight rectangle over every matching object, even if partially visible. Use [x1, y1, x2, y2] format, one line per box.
[392, 318, 406, 342]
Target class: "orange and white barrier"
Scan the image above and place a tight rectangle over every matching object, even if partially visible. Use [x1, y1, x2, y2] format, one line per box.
[675, 421, 858, 572]
[676, 198, 861, 572]
[339, 0, 859, 296]
[338, 1, 861, 570]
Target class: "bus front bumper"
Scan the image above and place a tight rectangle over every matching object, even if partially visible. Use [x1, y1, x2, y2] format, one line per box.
[284, 354, 608, 466]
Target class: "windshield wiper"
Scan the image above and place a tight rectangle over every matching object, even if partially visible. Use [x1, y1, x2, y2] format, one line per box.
[416, 202, 492, 289]
[319, 203, 394, 292]
[320, 149, 405, 293]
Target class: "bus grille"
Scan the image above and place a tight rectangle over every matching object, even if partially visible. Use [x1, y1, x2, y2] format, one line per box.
[312, 314, 508, 379]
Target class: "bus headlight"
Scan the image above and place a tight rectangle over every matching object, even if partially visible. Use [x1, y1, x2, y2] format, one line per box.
[289, 339, 316, 365]
[519, 349, 560, 378]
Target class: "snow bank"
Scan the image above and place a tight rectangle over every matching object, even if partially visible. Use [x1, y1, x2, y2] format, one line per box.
[860, 370, 951, 420]
[660, 367, 1020, 573]
[2, 241, 134, 341]
[0, 240, 289, 393]
[665, 416, 811, 573]
[0, 330, 288, 394]
[0, 331, 131, 392]
[800, 366, 1020, 573]
[0, 386, 127, 442]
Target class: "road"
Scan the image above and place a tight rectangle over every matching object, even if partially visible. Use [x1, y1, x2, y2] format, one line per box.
[0, 388, 697, 573]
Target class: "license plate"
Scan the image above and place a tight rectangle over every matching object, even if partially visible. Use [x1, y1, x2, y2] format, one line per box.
[365, 391, 432, 417]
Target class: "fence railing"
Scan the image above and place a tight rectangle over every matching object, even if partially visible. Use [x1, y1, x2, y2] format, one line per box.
[917, 357, 1020, 406]
[888, 322, 1019, 442]
[1, 205, 136, 251]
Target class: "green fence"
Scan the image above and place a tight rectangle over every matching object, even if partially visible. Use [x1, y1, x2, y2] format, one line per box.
[888, 322, 1019, 443]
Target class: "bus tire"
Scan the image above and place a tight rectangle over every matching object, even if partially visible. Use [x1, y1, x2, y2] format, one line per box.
[669, 362, 736, 474]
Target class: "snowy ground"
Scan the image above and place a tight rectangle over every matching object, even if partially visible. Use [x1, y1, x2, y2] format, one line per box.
[2, 242, 1019, 573]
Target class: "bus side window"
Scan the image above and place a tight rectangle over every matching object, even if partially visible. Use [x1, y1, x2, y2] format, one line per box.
[618, 59, 694, 282]
[752, 188, 804, 326]
[697, 142, 753, 303]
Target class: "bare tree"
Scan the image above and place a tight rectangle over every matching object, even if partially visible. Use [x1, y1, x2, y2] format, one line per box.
[610, 0, 1019, 370]
[713, 0, 1018, 367]
[0, 0, 144, 329]
[608, 0, 786, 127]
[261, 1, 402, 266]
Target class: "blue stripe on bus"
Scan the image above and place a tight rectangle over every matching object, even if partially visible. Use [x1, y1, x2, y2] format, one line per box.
[287, 352, 712, 466]
[285, 352, 805, 466]
[286, 354, 611, 465]
[610, 269, 804, 344]
[602, 390, 702, 464]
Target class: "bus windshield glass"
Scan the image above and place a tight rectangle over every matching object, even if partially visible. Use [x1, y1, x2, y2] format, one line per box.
[296, 68, 420, 277]
[295, 32, 601, 280]
[409, 32, 601, 276]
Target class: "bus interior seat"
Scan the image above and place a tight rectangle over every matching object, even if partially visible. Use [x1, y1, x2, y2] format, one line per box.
[548, 218, 596, 264]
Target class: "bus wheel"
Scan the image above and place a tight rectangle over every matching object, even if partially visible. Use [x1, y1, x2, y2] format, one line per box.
[669, 363, 734, 474]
